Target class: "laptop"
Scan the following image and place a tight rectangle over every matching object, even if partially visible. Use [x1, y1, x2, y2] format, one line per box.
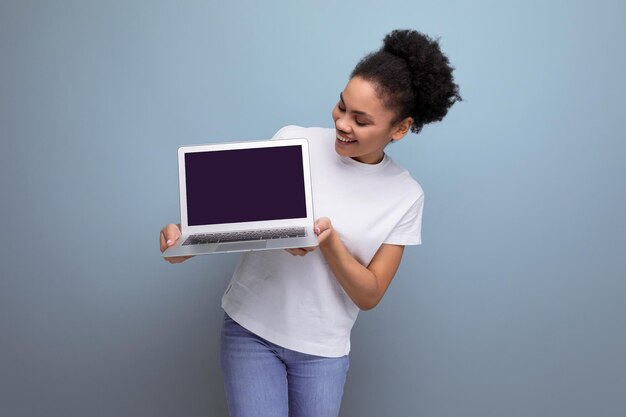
[162, 137, 318, 256]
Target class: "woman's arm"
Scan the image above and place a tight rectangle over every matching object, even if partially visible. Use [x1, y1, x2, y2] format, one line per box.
[287, 218, 405, 310]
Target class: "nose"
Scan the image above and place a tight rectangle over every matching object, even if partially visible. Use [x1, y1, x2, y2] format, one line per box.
[335, 113, 351, 133]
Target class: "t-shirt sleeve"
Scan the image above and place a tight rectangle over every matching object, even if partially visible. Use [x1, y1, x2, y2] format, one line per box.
[383, 193, 424, 246]
[271, 125, 302, 140]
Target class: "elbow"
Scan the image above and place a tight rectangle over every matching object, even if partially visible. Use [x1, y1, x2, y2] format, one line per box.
[353, 283, 387, 311]
[356, 296, 382, 311]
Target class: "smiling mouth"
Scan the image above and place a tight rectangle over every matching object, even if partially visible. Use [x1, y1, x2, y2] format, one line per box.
[336, 135, 356, 143]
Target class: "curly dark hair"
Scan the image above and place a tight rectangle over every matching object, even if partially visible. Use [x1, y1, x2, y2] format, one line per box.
[351, 29, 461, 134]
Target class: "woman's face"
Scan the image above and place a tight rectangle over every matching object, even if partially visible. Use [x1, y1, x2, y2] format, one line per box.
[332, 76, 411, 164]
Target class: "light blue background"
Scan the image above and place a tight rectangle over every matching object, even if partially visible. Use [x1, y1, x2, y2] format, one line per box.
[1, 1, 625, 416]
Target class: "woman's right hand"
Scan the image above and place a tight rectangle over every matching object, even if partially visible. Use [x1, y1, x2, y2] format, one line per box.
[160, 223, 193, 264]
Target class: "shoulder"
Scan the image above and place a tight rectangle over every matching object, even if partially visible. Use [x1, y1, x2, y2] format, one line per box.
[272, 125, 334, 141]
[384, 157, 424, 202]
[272, 126, 335, 159]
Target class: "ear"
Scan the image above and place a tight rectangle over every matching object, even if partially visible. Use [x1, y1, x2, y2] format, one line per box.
[390, 117, 413, 142]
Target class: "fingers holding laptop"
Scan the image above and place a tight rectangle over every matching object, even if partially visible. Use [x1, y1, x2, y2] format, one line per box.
[285, 247, 317, 256]
[313, 217, 333, 245]
[160, 223, 193, 264]
[285, 218, 333, 257]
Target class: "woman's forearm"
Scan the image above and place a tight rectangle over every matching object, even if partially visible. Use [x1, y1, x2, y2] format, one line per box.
[318, 231, 384, 310]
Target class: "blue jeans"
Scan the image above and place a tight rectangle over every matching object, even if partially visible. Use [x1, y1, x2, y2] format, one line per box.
[220, 315, 349, 417]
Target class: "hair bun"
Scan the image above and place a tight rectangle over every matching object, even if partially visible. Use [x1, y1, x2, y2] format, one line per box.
[382, 29, 444, 85]
[351, 29, 461, 134]
[382, 29, 429, 63]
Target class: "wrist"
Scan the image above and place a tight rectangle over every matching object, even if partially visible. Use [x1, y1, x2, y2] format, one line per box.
[319, 228, 339, 250]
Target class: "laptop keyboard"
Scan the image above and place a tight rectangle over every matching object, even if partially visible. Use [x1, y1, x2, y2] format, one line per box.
[182, 227, 306, 246]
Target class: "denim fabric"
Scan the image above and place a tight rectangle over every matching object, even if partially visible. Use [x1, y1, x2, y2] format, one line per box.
[220, 315, 349, 417]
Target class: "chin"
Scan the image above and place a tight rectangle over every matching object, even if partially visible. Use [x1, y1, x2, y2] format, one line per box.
[334, 142, 351, 157]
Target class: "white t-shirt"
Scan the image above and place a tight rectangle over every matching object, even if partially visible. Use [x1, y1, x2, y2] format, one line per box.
[221, 126, 424, 357]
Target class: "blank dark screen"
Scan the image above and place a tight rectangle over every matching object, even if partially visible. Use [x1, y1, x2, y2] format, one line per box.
[185, 145, 307, 226]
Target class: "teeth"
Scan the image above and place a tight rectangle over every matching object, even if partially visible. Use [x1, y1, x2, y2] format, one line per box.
[337, 136, 356, 143]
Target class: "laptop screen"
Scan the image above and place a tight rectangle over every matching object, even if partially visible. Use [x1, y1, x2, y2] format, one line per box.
[185, 145, 307, 226]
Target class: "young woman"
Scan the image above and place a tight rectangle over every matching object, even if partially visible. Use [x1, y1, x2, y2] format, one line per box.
[160, 29, 460, 417]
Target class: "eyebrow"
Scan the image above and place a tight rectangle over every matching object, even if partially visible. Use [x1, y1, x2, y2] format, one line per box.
[340, 92, 374, 119]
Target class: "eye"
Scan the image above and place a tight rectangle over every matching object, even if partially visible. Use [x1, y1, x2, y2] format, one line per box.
[355, 118, 367, 126]
[337, 102, 346, 112]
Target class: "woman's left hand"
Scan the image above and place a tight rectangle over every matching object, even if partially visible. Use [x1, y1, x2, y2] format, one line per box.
[285, 217, 333, 256]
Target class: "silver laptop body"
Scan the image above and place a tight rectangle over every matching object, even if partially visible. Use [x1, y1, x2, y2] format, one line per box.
[162, 137, 318, 256]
